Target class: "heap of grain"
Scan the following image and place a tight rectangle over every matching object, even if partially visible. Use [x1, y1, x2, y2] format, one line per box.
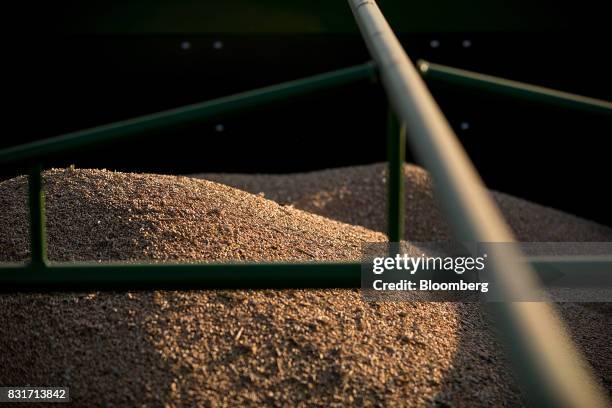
[0, 165, 609, 406]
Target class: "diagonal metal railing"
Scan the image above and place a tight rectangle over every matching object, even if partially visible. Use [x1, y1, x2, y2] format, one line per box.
[0, 63, 377, 165]
[348, 0, 609, 407]
[0, 2, 611, 406]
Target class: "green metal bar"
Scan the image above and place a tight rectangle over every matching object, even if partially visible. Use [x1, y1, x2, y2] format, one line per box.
[28, 165, 47, 267]
[530, 255, 612, 273]
[418, 60, 612, 115]
[529, 255, 612, 285]
[0, 62, 377, 165]
[1, 257, 610, 291]
[0, 262, 361, 291]
[386, 109, 405, 242]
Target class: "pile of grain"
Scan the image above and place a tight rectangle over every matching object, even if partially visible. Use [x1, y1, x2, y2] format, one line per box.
[0, 166, 609, 406]
[0, 168, 516, 407]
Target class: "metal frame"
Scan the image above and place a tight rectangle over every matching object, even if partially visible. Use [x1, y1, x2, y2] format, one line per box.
[348, 1, 609, 407]
[1, 1, 611, 406]
[2, 63, 376, 290]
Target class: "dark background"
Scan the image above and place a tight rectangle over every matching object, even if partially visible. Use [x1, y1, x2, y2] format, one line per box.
[5, 1, 611, 226]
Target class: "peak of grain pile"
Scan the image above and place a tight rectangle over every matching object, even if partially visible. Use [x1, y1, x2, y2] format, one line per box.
[195, 162, 612, 242]
[0, 166, 609, 406]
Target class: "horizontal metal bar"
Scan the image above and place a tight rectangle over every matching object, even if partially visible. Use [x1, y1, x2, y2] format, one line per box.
[529, 255, 612, 285]
[347, 1, 608, 407]
[0, 62, 376, 165]
[418, 60, 612, 115]
[1, 257, 610, 291]
[530, 255, 612, 272]
[0, 262, 361, 291]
